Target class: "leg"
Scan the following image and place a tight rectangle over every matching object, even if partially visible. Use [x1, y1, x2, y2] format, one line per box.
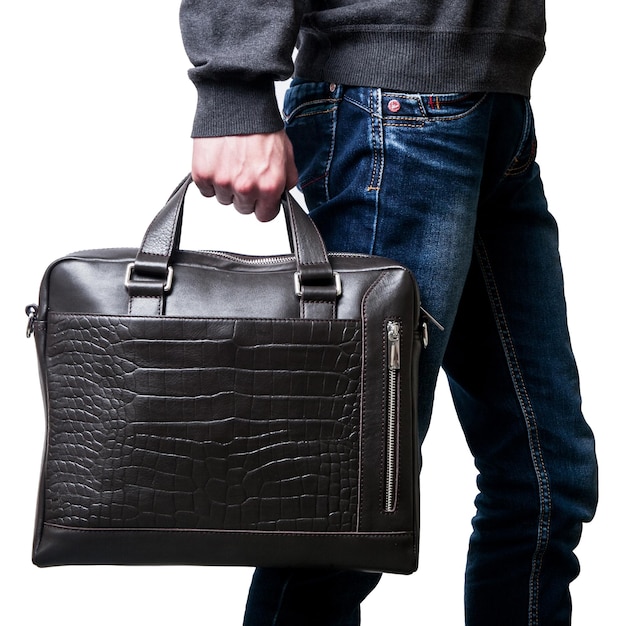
[246, 83, 597, 625]
[243, 569, 382, 626]
[443, 95, 598, 624]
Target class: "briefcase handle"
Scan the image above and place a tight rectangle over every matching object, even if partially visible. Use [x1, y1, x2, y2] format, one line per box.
[126, 175, 340, 318]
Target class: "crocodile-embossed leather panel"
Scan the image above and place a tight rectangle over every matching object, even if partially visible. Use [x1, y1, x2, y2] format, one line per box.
[44, 314, 362, 532]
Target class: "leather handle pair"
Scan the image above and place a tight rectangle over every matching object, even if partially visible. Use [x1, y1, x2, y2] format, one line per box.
[126, 175, 339, 318]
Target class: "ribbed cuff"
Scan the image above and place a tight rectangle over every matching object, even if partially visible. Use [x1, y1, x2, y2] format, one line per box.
[191, 79, 285, 137]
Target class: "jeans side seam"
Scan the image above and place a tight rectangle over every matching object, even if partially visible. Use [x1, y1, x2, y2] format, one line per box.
[474, 234, 553, 626]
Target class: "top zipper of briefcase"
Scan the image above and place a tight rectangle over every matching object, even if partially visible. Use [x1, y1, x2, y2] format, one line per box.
[200, 250, 373, 264]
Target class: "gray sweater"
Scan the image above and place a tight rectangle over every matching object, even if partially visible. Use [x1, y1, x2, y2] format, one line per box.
[180, 1, 546, 137]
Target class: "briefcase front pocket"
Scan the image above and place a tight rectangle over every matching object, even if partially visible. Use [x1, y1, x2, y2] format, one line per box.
[43, 314, 362, 534]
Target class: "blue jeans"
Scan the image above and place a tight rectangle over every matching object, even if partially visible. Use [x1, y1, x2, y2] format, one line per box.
[243, 82, 598, 625]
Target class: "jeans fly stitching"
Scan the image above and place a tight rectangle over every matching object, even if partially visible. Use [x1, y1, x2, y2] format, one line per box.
[474, 234, 553, 626]
[322, 101, 338, 202]
[367, 89, 384, 191]
[367, 89, 384, 254]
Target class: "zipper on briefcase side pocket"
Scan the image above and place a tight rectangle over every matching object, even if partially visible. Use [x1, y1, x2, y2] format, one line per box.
[384, 320, 401, 512]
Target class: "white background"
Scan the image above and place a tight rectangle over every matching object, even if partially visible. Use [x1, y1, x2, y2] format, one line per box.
[1, 2, 622, 624]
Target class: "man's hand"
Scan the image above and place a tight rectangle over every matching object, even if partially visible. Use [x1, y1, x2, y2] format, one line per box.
[191, 130, 299, 222]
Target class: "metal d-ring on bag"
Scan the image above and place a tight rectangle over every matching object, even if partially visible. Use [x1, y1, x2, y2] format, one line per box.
[27, 175, 423, 573]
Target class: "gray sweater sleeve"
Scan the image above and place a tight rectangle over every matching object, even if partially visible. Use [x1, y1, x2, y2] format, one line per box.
[179, 0, 303, 137]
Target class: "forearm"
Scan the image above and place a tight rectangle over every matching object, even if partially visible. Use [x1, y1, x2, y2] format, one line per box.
[180, 0, 304, 137]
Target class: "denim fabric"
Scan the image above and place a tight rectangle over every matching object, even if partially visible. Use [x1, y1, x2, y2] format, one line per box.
[243, 82, 598, 626]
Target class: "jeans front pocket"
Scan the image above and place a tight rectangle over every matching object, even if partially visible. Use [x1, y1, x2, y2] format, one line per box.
[283, 81, 341, 208]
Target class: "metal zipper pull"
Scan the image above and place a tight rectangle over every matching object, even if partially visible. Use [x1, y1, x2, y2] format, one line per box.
[25, 304, 38, 338]
[387, 321, 400, 370]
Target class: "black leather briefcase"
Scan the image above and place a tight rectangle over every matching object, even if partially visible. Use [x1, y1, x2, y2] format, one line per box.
[27, 176, 423, 573]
